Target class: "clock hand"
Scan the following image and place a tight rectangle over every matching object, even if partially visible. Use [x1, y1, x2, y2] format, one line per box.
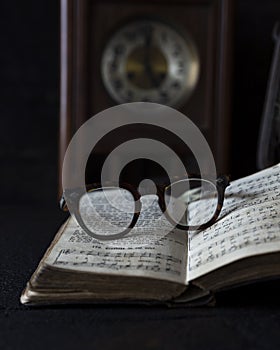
[145, 57, 161, 88]
[143, 26, 162, 88]
[144, 25, 153, 48]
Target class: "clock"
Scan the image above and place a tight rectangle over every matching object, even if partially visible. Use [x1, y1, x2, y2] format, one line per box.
[59, 0, 234, 194]
[101, 19, 199, 107]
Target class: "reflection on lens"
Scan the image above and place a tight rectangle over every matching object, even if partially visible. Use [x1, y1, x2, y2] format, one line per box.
[78, 187, 135, 237]
[164, 179, 218, 227]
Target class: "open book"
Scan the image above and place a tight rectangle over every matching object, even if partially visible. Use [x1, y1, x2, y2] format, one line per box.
[21, 163, 280, 305]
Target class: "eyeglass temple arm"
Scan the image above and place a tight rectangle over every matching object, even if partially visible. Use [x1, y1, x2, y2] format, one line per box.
[60, 195, 68, 212]
[216, 174, 230, 188]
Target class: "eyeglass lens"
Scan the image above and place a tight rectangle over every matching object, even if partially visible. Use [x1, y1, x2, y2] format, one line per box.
[164, 179, 219, 227]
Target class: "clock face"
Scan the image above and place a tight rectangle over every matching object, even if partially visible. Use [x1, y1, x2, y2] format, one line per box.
[101, 19, 200, 107]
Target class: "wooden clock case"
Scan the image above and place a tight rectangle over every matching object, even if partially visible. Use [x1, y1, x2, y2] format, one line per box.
[59, 0, 234, 192]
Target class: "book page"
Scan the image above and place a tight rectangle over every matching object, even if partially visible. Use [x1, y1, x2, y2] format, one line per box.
[45, 195, 188, 285]
[187, 163, 280, 281]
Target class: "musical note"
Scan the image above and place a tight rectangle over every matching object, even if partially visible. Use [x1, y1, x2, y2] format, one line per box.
[188, 164, 280, 281]
[47, 224, 188, 284]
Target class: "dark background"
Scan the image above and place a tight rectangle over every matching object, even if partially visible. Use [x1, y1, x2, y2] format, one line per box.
[1, 0, 280, 349]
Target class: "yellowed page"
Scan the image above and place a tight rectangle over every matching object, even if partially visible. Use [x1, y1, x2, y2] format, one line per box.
[45, 195, 188, 285]
[188, 163, 280, 281]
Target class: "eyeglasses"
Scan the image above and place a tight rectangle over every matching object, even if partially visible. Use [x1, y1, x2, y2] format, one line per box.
[60, 175, 230, 241]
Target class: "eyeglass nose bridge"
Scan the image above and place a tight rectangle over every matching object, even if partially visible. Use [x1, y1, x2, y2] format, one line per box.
[132, 184, 166, 215]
